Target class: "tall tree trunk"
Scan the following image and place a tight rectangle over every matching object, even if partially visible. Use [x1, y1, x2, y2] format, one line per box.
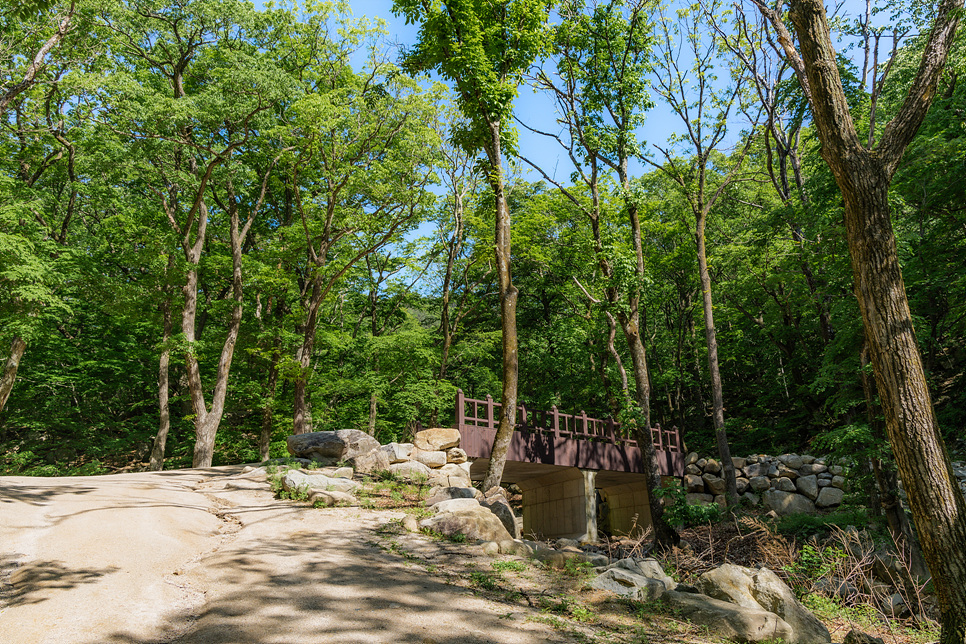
[293, 275, 324, 435]
[769, 1, 966, 638]
[367, 391, 378, 436]
[481, 121, 519, 493]
[0, 336, 27, 415]
[149, 284, 175, 471]
[695, 214, 738, 505]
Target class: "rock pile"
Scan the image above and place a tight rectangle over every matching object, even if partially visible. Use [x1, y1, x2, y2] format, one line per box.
[684, 453, 846, 516]
[286, 427, 473, 489]
[587, 560, 830, 644]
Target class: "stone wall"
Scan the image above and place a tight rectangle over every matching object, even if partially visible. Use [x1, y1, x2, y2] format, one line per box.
[683, 453, 847, 515]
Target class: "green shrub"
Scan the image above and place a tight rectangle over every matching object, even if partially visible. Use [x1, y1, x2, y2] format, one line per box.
[655, 485, 724, 527]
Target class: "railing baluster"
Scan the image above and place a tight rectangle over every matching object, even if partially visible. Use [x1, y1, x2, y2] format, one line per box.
[486, 394, 494, 430]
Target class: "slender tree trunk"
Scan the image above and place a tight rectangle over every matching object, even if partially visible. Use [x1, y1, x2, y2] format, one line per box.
[481, 122, 519, 493]
[149, 284, 175, 471]
[367, 391, 378, 436]
[695, 214, 738, 505]
[258, 337, 281, 461]
[0, 336, 27, 415]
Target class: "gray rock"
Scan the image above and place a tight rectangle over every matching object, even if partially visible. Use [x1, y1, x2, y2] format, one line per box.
[817, 479, 831, 488]
[704, 458, 722, 474]
[430, 463, 472, 488]
[801, 455, 815, 465]
[612, 558, 675, 590]
[749, 476, 771, 492]
[844, 631, 885, 644]
[767, 464, 780, 478]
[816, 486, 845, 508]
[686, 464, 703, 475]
[388, 460, 434, 481]
[662, 590, 794, 643]
[433, 497, 481, 513]
[425, 486, 481, 506]
[703, 474, 726, 495]
[714, 495, 726, 507]
[224, 478, 269, 491]
[741, 492, 760, 506]
[286, 429, 380, 463]
[446, 447, 468, 464]
[696, 564, 831, 644]
[800, 463, 827, 475]
[777, 465, 799, 480]
[762, 490, 817, 516]
[420, 506, 513, 542]
[777, 477, 797, 492]
[412, 448, 448, 468]
[402, 515, 419, 532]
[796, 475, 819, 500]
[829, 465, 845, 476]
[379, 442, 414, 464]
[732, 457, 747, 470]
[591, 568, 667, 601]
[498, 539, 534, 557]
[482, 496, 520, 539]
[696, 458, 707, 468]
[831, 476, 846, 489]
[686, 452, 701, 465]
[744, 463, 764, 479]
[685, 474, 706, 493]
[282, 470, 360, 494]
[780, 454, 804, 470]
[347, 448, 390, 474]
[736, 477, 750, 494]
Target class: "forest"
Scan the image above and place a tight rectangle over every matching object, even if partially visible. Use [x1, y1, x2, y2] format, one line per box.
[1, 0, 964, 481]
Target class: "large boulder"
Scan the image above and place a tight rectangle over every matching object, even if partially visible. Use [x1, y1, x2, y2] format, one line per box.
[432, 498, 482, 513]
[591, 568, 667, 601]
[703, 474, 726, 495]
[286, 430, 379, 463]
[413, 427, 462, 452]
[481, 496, 519, 539]
[282, 470, 361, 495]
[685, 474, 706, 493]
[347, 448, 390, 475]
[662, 590, 794, 643]
[420, 506, 513, 542]
[695, 564, 830, 644]
[762, 490, 817, 516]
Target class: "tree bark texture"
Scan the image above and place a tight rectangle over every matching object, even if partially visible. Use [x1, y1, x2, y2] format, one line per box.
[0, 336, 27, 415]
[481, 121, 519, 493]
[695, 217, 738, 505]
[259, 337, 281, 461]
[149, 287, 174, 471]
[782, 1, 966, 640]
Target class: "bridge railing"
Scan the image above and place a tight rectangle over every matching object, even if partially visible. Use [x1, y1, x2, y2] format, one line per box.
[454, 389, 683, 454]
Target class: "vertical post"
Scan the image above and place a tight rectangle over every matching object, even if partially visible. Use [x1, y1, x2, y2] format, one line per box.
[551, 405, 560, 437]
[455, 388, 465, 430]
[654, 423, 663, 451]
[519, 403, 527, 430]
[606, 418, 616, 443]
[486, 394, 495, 430]
[580, 410, 588, 437]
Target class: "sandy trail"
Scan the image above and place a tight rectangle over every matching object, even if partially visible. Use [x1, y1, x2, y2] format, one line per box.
[0, 467, 566, 644]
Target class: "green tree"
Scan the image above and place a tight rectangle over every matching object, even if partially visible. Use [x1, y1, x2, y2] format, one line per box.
[394, 0, 552, 491]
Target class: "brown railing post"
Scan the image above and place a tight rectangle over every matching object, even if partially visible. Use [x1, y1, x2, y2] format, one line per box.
[579, 410, 588, 437]
[551, 405, 560, 437]
[519, 403, 527, 429]
[485, 394, 495, 430]
[455, 389, 465, 430]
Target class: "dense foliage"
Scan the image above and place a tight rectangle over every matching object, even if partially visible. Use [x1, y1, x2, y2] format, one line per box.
[2, 0, 965, 476]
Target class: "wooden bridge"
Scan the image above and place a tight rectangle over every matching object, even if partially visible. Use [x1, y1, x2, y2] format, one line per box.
[453, 390, 686, 541]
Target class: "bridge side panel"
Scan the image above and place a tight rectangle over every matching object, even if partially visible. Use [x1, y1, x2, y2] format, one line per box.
[516, 468, 597, 541]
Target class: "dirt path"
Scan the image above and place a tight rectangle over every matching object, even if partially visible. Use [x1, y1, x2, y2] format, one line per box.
[0, 467, 569, 644]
